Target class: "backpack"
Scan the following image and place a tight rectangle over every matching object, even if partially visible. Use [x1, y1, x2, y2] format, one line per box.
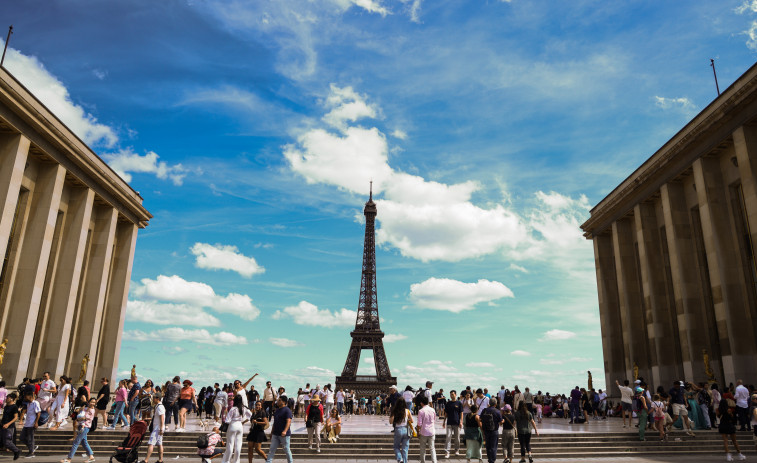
[196, 433, 210, 449]
[414, 389, 426, 407]
[480, 410, 496, 432]
[38, 410, 49, 426]
[652, 401, 665, 419]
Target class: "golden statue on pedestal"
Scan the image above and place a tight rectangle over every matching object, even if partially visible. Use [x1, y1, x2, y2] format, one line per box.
[131, 364, 136, 378]
[703, 349, 716, 383]
[588, 371, 593, 390]
[78, 353, 89, 384]
[633, 362, 639, 381]
[0, 338, 7, 380]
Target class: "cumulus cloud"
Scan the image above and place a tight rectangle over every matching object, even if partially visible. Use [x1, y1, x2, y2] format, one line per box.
[541, 329, 577, 341]
[191, 243, 265, 278]
[383, 333, 407, 343]
[333, 0, 389, 16]
[124, 327, 248, 346]
[0, 43, 117, 147]
[131, 274, 260, 322]
[126, 300, 221, 327]
[465, 362, 495, 368]
[408, 278, 514, 313]
[271, 300, 356, 327]
[102, 148, 187, 185]
[736, 0, 757, 14]
[653, 96, 695, 112]
[269, 337, 304, 347]
[391, 129, 408, 140]
[510, 350, 531, 357]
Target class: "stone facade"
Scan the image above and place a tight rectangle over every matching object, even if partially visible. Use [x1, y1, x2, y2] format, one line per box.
[581, 63, 757, 390]
[0, 67, 151, 385]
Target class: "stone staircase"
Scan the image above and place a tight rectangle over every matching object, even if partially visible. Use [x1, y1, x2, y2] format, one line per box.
[29, 429, 756, 460]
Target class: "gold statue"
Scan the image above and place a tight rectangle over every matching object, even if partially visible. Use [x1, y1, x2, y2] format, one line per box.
[78, 353, 90, 384]
[0, 338, 7, 366]
[131, 364, 136, 378]
[587, 371, 593, 390]
[703, 349, 715, 383]
[633, 362, 639, 381]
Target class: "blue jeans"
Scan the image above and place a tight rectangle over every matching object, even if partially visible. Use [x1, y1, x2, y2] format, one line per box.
[67, 427, 92, 458]
[569, 402, 581, 421]
[265, 434, 292, 463]
[164, 402, 179, 425]
[393, 425, 410, 463]
[128, 398, 139, 425]
[111, 401, 127, 427]
[337, 402, 344, 415]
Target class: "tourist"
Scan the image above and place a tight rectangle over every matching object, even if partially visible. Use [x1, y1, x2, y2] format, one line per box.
[247, 401, 268, 463]
[402, 386, 414, 412]
[37, 372, 56, 413]
[734, 380, 751, 432]
[511, 387, 523, 413]
[386, 386, 399, 417]
[580, 388, 592, 423]
[636, 386, 648, 441]
[650, 394, 666, 441]
[464, 403, 483, 463]
[474, 390, 489, 416]
[697, 382, 713, 430]
[164, 376, 182, 431]
[198, 426, 225, 463]
[669, 381, 695, 436]
[462, 391, 473, 424]
[750, 394, 757, 455]
[62, 396, 97, 463]
[262, 381, 277, 420]
[684, 383, 705, 430]
[143, 393, 165, 463]
[615, 379, 633, 428]
[265, 396, 293, 463]
[214, 385, 228, 424]
[108, 380, 129, 429]
[496, 387, 507, 410]
[443, 390, 462, 458]
[304, 394, 323, 452]
[91, 377, 109, 430]
[178, 380, 197, 432]
[127, 375, 141, 426]
[223, 395, 251, 463]
[140, 380, 155, 419]
[480, 398, 503, 463]
[501, 404, 516, 463]
[336, 388, 345, 415]
[324, 409, 341, 443]
[523, 388, 533, 414]
[417, 394, 437, 463]
[19, 391, 39, 458]
[712, 384, 723, 427]
[234, 374, 258, 408]
[322, 385, 334, 418]
[597, 389, 607, 418]
[513, 402, 539, 463]
[568, 386, 581, 424]
[50, 376, 71, 430]
[435, 389, 446, 418]
[391, 399, 412, 463]
[2, 392, 20, 460]
[717, 393, 746, 461]
[204, 387, 215, 420]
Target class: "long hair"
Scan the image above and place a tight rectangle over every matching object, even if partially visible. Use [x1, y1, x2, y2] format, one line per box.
[391, 398, 407, 425]
[233, 394, 244, 415]
[517, 401, 528, 414]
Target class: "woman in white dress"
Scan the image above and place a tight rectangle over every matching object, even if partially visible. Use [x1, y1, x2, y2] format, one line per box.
[222, 395, 251, 463]
[50, 375, 71, 430]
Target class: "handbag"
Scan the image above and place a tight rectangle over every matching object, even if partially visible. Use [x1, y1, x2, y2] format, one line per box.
[220, 422, 229, 432]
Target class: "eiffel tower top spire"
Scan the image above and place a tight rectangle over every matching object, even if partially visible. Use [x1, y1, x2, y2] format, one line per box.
[357, 183, 378, 331]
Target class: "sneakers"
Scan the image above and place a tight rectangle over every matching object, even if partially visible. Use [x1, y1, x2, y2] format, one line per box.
[83, 456, 96, 462]
[727, 454, 733, 462]
[737, 454, 746, 461]
[686, 430, 696, 437]
[61, 460, 71, 463]
[445, 452, 450, 459]
[13, 452, 20, 461]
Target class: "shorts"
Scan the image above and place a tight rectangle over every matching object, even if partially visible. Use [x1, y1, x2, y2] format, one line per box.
[179, 399, 193, 410]
[148, 428, 163, 446]
[672, 403, 688, 417]
[621, 402, 632, 412]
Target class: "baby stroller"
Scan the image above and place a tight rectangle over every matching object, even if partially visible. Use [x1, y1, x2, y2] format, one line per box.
[109, 420, 148, 463]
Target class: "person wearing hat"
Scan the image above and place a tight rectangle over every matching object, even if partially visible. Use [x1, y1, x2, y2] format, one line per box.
[501, 404, 516, 463]
[178, 380, 198, 432]
[668, 381, 695, 437]
[304, 394, 324, 452]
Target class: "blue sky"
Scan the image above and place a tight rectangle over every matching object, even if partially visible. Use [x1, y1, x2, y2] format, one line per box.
[3, 0, 757, 395]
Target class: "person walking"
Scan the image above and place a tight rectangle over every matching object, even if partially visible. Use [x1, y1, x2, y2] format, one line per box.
[464, 404, 483, 463]
[480, 398, 503, 463]
[615, 380, 633, 428]
[650, 394, 667, 441]
[178, 380, 197, 432]
[127, 375, 141, 426]
[108, 380, 129, 429]
[304, 394, 324, 452]
[501, 405, 516, 463]
[262, 382, 278, 421]
[223, 395, 251, 463]
[61, 397, 97, 463]
[568, 386, 581, 424]
[265, 396, 293, 463]
[246, 401, 268, 463]
[164, 377, 181, 432]
[417, 395, 437, 463]
[513, 402, 539, 463]
[142, 393, 165, 463]
[717, 395, 746, 461]
[20, 391, 39, 458]
[636, 386, 648, 441]
[50, 376, 71, 430]
[214, 386, 228, 425]
[37, 373, 56, 413]
[2, 392, 21, 460]
[734, 380, 751, 432]
[443, 390, 463, 459]
[390, 400, 412, 463]
[669, 381, 695, 436]
[95, 378, 110, 430]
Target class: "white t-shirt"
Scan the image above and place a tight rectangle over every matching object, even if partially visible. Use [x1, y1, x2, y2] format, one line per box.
[225, 406, 252, 423]
[598, 392, 607, 402]
[336, 391, 345, 403]
[475, 396, 489, 415]
[497, 389, 507, 404]
[214, 391, 228, 406]
[235, 389, 248, 407]
[153, 403, 165, 425]
[734, 385, 749, 408]
[24, 400, 41, 427]
[38, 380, 56, 400]
[324, 390, 334, 404]
[57, 384, 71, 405]
[402, 391, 414, 402]
[618, 385, 633, 404]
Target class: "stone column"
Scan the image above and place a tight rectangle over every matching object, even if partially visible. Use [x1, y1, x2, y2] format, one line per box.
[593, 232, 626, 392]
[634, 202, 680, 387]
[36, 187, 94, 377]
[612, 217, 650, 381]
[2, 162, 65, 385]
[94, 221, 137, 381]
[693, 156, 757, 382]
[67, 205, 117, 384]
[0, 133, 30, 272]
[660, 182, 713, 382]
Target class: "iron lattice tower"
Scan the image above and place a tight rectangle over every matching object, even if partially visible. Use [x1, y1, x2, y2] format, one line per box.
[335, 186, 396, 397]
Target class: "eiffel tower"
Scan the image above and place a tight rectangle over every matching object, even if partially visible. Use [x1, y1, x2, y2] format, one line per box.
[335, 185, 396, 397]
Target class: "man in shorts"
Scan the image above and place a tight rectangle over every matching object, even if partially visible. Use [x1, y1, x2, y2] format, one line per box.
[142, 393, 165, 463]
[668, 381, 695, 437]
[615, 379, 633, 428]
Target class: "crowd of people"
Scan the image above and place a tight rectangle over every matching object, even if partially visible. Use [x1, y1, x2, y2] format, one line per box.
[0, 373, 755, 463]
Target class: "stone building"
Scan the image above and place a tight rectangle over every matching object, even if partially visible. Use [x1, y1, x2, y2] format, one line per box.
[581, 63, 757, 389]
[0, 67, 151, 385]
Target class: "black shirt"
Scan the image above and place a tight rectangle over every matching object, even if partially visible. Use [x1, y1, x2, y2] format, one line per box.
[444, 400, 462, 426]
[1, 404, 18, 425]
[501, 412, 515, 430]
[97, 384, 111, 408]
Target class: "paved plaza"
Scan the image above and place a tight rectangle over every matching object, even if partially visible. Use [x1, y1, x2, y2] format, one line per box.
[18, 456, 755, 462]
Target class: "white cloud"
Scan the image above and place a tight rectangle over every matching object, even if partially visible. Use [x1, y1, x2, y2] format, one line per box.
[736, 0, 757, 14]
[510, 350, 531, 357]
[408, 278, 514, 313]
[363, 357, 375, 364]
[407, 0, 422, 23]
[124, 327, 248, 346]
[383, 333, 407, 343]
[269, 337, 304, 347]
[541, 329, 577, 341]
[102, 148, 187, 185]
[191, 243, 265, 278]
[126, 300, 221, 327]
[1, 43, 117, 147]
[271, 300, 356, 327]
[323, 84, 379, 131]
[391, 129, 408, 140]
[465, 362, 495, 368]
[132, 274, 261, 321]
[333, 0, 389, 16]
[653, 96, 695, 112]
[508, 264, 529, 273]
